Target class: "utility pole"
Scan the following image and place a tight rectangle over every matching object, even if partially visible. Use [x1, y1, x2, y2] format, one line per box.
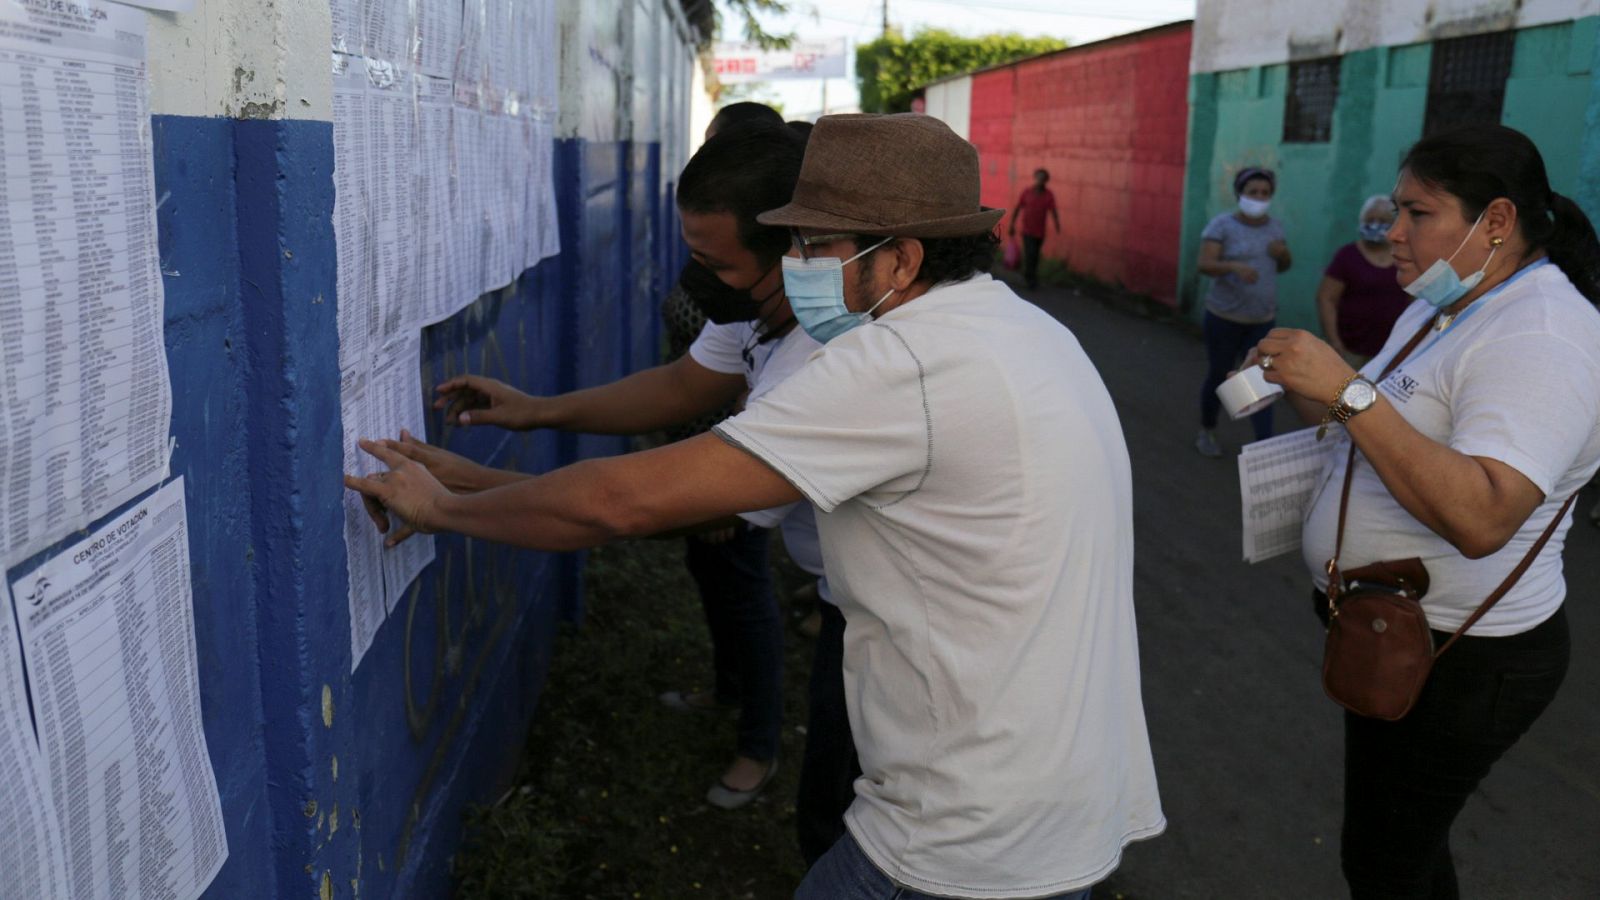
[881, 0, 889, 37]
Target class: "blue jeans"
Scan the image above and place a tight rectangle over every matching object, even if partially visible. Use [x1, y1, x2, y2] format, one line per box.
[797, 831, 1094, 900]
[1199, 311, 1275, 440]
[684, 523, 782, 761]
[797, 601, 859, 865]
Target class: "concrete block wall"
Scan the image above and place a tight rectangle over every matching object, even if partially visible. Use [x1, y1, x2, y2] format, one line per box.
[0, 1, 698, 897]
[970, 68, 1019, 212]
[955, 24, 1193, 306]
[1010, 25, 1191, 303]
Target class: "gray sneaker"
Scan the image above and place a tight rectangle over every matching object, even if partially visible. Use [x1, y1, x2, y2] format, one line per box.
[1195, 429, 1223, 458]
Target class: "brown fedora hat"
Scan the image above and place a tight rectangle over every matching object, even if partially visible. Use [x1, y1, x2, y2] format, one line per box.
[757, 113, 1004, 239]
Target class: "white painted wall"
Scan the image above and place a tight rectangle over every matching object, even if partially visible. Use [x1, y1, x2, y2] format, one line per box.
[1192, 0, 1600, 73]
[687, 56, 716, 154]
[924, 76, 972, 140]
[147, 0, 332, 120]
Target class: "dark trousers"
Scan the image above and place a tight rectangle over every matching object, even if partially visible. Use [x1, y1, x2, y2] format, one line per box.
[1022, 234, 1044, 288]
[683, 524, 782, 761]
[1339, 605, 1569, 899]
[1199, 310, 1276, 440]
[797, 601, 860, 866]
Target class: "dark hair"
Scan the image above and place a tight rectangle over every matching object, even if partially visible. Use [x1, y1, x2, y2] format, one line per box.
[677, 123, 804, 264]
[1402, 125, 1600, 305]
[1233, 166, 1275, 196]
[860, 231, 1000, 287]
[709, 101, 784, 134]
[1034, 168, 1050, 182]
[785, 119, 814, 140]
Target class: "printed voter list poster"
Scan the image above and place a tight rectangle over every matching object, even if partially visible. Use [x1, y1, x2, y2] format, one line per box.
[0, 0, 174, 568]
[9, 478, 227, 900]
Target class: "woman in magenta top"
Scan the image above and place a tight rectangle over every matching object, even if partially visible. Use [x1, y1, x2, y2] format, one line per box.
[1316, 195, 1412, 365]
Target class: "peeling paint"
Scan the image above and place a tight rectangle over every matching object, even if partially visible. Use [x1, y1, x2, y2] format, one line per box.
[320, 870, 333, 900]
[304, 798, 319, 818]
[329, 803, 339, 835]
[238, 99, 286, 119]
[331, 755, 339, 782]
[322, 684, 334, 727]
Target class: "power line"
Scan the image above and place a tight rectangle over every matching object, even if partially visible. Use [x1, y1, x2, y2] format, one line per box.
[819, 0, 1190, 25]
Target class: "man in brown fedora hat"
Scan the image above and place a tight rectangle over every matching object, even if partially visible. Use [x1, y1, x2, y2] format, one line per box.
[346, 112, 1164, 899]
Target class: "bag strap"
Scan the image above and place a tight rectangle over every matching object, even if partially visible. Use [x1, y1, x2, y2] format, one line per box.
[1434, 490, 1579, 657]
[1326, 314, 1582, 652]
[1327, 316, 1436, 597]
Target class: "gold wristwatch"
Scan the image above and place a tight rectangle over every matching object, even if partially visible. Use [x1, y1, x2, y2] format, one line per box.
[1317, 375, 1378, 440]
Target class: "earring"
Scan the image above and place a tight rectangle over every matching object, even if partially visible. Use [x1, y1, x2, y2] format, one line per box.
[1491, 237, 1505, 247]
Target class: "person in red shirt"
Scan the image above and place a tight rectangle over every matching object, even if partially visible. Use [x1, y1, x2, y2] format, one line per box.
[1008, 168, 1061, 289]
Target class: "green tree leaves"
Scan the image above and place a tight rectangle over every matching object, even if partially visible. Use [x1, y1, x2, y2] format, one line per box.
[856, 30, 1068, 113]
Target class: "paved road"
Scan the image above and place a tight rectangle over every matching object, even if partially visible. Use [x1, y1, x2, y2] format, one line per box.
[1006, 274, 1600, 899]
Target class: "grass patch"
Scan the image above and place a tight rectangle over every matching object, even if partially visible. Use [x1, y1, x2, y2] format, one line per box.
[452, 537, 817, 899]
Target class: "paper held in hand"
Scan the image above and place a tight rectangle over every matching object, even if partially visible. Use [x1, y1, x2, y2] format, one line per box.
[1238, 428, 1337, 563]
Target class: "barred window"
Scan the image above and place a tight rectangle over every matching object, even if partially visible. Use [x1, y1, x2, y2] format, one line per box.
[1283, 57, 1340, 143]
[1424, 32, 1515, 136]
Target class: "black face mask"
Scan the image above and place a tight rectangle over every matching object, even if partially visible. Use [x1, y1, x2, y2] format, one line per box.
[679, 258, 780, 325]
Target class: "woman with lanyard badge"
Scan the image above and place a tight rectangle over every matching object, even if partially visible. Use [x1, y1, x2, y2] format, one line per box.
[1248, 125, 1600, 897]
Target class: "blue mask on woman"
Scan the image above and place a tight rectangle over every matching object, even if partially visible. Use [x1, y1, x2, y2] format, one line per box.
[782, 237, 895, 344]
[1403, 210, 1496, 309]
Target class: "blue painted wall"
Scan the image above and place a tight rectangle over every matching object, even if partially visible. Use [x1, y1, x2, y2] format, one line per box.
[25, 13, 695, 900]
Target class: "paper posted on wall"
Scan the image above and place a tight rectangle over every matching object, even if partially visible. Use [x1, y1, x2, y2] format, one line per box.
[1238, 428, 1335, 563]
[0, 0, 174, 568]
[0, 567, 67, 897]
[341, 332, 436, 672]
[7, 477, 227, 900]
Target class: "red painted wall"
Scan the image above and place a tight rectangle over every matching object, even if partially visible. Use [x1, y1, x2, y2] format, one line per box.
[970, 68, 1017, 213]
[971, 23, 1191, 305]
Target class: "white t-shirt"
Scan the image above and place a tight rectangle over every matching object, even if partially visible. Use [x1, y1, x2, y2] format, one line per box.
[715, 274, 1165, 898]
[1302, 262, 1600, 635]
[690, 320, 831, 599]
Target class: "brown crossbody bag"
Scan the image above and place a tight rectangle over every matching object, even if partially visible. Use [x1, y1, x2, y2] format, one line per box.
[1320, 316, 1579, 721]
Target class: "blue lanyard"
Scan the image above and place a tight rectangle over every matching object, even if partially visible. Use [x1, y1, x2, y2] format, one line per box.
[1401, 258, 1549, 367]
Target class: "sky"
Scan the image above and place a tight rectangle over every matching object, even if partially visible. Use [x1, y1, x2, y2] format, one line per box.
[719, 0, 1198, 119]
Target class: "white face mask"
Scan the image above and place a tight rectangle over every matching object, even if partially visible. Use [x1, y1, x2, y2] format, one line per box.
[1238, 196, 1271, 218]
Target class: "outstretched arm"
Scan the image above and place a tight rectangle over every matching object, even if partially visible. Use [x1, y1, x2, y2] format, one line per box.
[436, 353, 746, 436]
[345, 432, 803, 552]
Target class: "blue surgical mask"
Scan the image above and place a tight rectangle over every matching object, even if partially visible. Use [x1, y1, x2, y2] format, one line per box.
[1359, 221, 1390, 243]
[1403, 210, 1497, 308]
[783, 237, 895, 344]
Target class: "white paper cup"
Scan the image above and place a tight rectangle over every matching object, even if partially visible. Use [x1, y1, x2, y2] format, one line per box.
[1216, 365, 1285, 419]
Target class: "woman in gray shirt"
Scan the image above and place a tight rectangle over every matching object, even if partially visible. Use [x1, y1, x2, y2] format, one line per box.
[1194, 167, 1292, 456]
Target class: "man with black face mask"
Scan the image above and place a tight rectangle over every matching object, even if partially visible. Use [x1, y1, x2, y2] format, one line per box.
[371, 122, 837, 817]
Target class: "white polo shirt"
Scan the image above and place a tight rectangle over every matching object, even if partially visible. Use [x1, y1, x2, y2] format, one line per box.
[715, 274, 1165, 898]
[690, 320, 831, 598]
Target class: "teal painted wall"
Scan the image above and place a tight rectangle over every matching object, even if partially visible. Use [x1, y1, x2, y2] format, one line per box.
[1504, 19, 1596, 194]
[1179, 17, 1600, 331]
